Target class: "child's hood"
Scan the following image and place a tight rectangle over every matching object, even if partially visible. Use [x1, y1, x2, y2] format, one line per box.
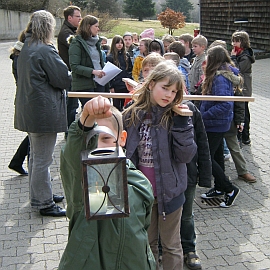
[179, 58, 191, 71]
[149, 39, 165, 55]
[243, 48, 255, 64]
[242, 48, 255, 64]
[216, 66, 241, 86]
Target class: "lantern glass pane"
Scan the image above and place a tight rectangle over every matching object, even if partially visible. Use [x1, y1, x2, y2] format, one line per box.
[87, 162, 125, 215]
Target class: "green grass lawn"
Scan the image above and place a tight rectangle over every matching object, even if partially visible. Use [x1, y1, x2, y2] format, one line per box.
[100, 19, 199, 39]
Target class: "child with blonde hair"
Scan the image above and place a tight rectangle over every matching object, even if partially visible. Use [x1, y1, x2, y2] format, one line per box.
[189, 35, 208, 94]
[123, 62, 197, 269]
[178, 33, 195, 63]
[164, 52, 180, 66]
[124, 53, 164, 106]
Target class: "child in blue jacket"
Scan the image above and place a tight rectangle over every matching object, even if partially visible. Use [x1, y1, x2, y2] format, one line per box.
[200, 45, 240, 208]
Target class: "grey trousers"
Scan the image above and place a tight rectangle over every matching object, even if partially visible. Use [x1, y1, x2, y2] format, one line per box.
[148, 200, 183, 270]
[28, 132, 57, 209]
[224, 133, 247, 175]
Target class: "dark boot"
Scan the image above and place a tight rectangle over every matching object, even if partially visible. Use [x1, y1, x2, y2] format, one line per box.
[8, 136, 29, 175]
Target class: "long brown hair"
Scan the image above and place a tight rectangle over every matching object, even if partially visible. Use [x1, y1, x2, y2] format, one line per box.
[123, 61, 184, 128]
[77, 15, 98, 40]
[109, 35, 129, 70]
[202, 45, 234, 95]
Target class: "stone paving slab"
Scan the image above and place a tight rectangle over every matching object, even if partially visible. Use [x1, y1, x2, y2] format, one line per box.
[0, 40, 269, 270]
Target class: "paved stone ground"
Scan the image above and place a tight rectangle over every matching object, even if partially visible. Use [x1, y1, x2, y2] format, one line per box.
[0, 40, 269, 270]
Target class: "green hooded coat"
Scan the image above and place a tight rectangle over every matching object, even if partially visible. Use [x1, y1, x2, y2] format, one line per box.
[59, 121, 156, 270]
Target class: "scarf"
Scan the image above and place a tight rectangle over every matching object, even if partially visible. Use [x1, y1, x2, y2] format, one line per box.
[86, 36, 102, 70]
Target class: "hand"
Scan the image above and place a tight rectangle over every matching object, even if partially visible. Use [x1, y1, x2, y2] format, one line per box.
[124, 81, 135, 92]
[93, 70, 106, 78]
[80, 96, 112, 127]
[231, 48, 237, 56]
[237, 124, 244, 132]
[176, 104, 189, 109]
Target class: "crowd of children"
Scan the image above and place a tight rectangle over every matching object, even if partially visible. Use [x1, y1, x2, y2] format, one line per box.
[9, 8, 256, 270]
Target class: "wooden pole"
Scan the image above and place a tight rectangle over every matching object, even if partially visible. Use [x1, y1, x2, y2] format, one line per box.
[68, 92, 255, 102]
[68, 92, 254, 116]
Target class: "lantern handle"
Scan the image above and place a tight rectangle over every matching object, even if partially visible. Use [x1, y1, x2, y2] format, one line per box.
[84, 113, 120, 154]
[86, 125, 117, 148]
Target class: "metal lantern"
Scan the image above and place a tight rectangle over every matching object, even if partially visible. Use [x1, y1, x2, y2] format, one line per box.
[81, 126, 129, 220]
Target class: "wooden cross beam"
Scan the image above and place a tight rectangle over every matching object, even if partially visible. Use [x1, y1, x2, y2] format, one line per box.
[68, 92, 255, 117]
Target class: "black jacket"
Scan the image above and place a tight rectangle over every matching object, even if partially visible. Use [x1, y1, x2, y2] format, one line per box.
[10, 53, 19, 84]
[57, 20, 77, 70]
[226, 89, 245, 136]
[106, 51, 133, 89]
[185, 101, 212, 188]
[231, 48, 255, 97]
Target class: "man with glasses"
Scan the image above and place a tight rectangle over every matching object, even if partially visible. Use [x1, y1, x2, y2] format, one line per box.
[57, 5, 81, 139]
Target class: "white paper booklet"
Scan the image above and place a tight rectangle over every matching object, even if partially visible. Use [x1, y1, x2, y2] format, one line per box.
[94, 61, 122, 86]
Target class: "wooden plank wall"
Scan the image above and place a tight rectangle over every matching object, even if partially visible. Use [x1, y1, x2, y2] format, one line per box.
[200, 0, 270, 52]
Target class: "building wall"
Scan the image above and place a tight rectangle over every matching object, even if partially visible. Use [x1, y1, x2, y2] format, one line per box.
[200, 0, 270, 52]
[0, 9, 63, 40]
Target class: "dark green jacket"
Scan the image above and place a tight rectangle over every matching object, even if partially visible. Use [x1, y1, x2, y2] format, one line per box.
[59, 121, 156, 270]
[68, 35, 109, 91]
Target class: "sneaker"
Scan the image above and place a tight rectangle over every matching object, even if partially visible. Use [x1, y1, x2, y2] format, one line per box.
[201, 188, 224, 199]
[184, 252, 202, 270]
[220, 186, 240, 208]
[224, 153, 231, 161]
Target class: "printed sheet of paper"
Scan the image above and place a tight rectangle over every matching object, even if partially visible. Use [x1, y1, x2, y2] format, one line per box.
[94, 61, 122, 86]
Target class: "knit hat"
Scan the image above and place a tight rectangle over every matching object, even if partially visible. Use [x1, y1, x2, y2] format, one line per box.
[14, 41, 24, 51]
[140, 28, 155, 40]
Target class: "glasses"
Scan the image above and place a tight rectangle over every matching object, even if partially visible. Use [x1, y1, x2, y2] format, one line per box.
[73, 15, 81, 18]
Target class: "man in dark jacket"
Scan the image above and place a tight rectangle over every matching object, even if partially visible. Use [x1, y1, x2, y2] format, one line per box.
[57, 5, 81, 135]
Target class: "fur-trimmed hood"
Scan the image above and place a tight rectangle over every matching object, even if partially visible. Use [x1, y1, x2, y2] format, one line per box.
[216, 66, 241, 87]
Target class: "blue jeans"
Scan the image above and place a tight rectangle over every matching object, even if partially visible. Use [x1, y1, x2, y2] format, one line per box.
[181, 185, 196, 254]
[28, 133, 57, 209]
[223, 138, 230, 155]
